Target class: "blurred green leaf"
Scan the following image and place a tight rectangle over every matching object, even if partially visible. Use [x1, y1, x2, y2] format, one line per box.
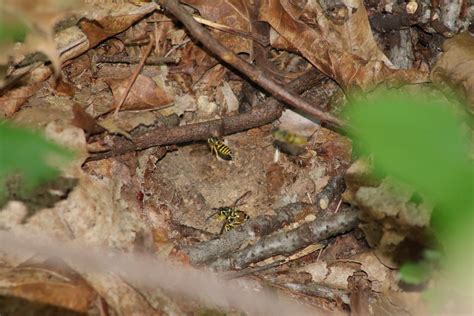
[0, 122, 73, 189]
[344, 88, 473, 243]
[399, 262, 432, 284]
[0, 14, 28, 44]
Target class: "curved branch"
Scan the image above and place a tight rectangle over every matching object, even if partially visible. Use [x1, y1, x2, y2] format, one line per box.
[159, 0, 344, 128]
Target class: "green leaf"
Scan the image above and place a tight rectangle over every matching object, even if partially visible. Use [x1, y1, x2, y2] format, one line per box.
[0, 14, 28, 44]
[0, 122, 73, 189]
[400, 262, 432, 284]
[344, 88, 473, 243]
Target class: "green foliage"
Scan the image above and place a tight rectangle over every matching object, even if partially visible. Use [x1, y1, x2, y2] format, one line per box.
[0, 14, 28, 44]
[0, 122, 73, 190]
[344, 88, 473, 284]
[399, 262, 432, 284]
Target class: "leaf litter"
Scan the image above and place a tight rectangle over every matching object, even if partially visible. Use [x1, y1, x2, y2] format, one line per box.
[0, 0, 473, 315]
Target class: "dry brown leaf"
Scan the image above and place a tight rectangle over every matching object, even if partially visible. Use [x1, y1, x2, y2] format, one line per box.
[98, 117, 133, 140]
[0, 267, 96, 313]
[181, 0, 254, 55]
[431, 31, 474, 115]
[258, 0, 428, 91]
[0, 85, 37, 118]
[71, 103, 106, 135]
[79, 2, 158, 48]
[0, 66, 52, 117]
[297, 260, 361, 290]
[51, 77, 75, 97]
[178, 43, 220, 84]
[217, 81, 239, 112]
[0, 107, 169, 313]
[345, 173, 432, 269]
[104, 74, 174, 111]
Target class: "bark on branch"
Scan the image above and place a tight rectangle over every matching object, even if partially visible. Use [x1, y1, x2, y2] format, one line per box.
[183, 176, 346, 265]
[210, 206, 360, 271]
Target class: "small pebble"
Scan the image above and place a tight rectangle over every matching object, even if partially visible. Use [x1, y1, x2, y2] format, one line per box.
[406, 1, 418, 15]
[319, 197, 329, 210]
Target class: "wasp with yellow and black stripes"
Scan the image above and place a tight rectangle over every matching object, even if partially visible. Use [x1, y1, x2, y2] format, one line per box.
[207, 136, 233, 160]
[207, 191, 251, 234]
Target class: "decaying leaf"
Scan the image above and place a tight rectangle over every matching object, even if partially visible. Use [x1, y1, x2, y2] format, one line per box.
[181, 0, 254, 55]
[345, 171, 433, 268]
[0, 85, 38, 118]
[104, 74, 174, 111]
[103, 111, 157, 133]
[71, 103, 105, 135]
[97, 117, 133, 140]
[178, 43, 220, 84]
[0, 66, 52, 117]
[166, 93, 196, 117]
[299, 251, 397, 292]
[79, 2, 158, 48]
[431, 31, 474, 115]
[258, 0, 428, 91]
[51, 77, 75, 97]
[0, 266, 96, 313]
[216, 81, 239, 113]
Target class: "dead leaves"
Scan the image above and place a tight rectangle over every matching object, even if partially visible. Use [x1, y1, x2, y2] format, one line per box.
[432, 31, 474, 115]
[258, 0, 428, 91]
[104, 74, 173, 112]
[181, 0, 254, 55]
[344, 160, 433, 268]
[79, 2, 158, 49]
[0, 266, 96, 313]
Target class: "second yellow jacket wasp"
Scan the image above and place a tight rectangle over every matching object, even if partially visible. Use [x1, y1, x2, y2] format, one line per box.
[208, 136, 233, 160]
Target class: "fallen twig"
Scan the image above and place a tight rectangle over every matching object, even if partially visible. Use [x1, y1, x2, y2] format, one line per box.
[224, 241, 329, 279]
[159, 0, 344, 128]
[85, 69, 326, 162]
[209, 206, 360, 271]
[172, 222, 214, 241]
[282, 282, 350, 305]
[183, 176, 346, 265]
[114, 36, 155, 116]
[93, 55, 179, 65]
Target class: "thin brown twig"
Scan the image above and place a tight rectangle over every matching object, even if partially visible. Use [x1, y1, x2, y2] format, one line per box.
[93, 55, 178, 65]
[113, 37, 155, 116]
[280, 282, 350, 305]
[159, 0, 344, 128]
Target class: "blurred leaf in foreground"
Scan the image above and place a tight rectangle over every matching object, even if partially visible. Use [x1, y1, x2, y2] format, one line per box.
[344, 88, 473, 285]
[399, 262, 432, 285]
[345, 89, 472, 240]
[0, 14, 28, 44]
[0, 122, 73, 190]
